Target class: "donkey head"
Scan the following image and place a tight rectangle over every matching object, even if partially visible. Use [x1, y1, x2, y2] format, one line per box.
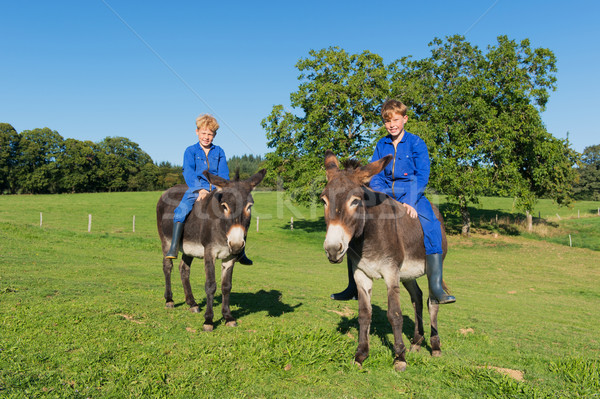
[320, 151, 391, 263]
[204, 169, 266, 254]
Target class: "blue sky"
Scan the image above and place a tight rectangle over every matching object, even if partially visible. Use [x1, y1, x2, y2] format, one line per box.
[2, 1, 599, 166]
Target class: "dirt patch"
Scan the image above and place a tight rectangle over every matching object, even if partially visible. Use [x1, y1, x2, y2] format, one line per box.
[328, 307, 354, 318]
[117, 314, 144, 324]
[480, 366, 524, 381]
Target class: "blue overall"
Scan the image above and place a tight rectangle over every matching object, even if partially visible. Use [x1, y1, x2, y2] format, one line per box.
[173, 143, 230, 223]
[369, 132, 443, 255]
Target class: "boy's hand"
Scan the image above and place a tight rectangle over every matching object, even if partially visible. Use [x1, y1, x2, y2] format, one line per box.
[196, 189, 209, 201]
[402, 203, 418, 218]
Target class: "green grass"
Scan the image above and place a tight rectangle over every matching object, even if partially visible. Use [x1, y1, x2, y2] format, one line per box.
[1, 192, 599, 398]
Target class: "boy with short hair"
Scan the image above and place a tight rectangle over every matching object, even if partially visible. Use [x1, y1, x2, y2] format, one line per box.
[331, 99, 455, 304]
[165, 114, 252, 265]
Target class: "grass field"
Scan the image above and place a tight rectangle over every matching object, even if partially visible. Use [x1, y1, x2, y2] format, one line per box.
[1, 191, 599, 398]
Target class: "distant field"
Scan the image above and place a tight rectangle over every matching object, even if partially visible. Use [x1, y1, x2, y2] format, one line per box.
[1, 191, 599, 397]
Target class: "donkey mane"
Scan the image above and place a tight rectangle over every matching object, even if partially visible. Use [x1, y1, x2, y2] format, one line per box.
[341, 158, 364, 171]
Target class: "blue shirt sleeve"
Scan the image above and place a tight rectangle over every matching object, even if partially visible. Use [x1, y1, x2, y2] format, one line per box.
[408, 137, 430, 208]
[182, 145, 203, 191]
[216, 147, 230, 181]
[369, 141, 388, 193]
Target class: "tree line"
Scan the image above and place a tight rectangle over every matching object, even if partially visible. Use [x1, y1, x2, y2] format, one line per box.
[262, 35, 598, 234]
[0, 123, 265, 194]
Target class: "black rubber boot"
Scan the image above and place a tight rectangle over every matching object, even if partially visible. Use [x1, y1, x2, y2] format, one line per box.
[331, 259, 357, 300]
[426, 254, 456, 304]
[236, 250, 253, 265]
[165, 222, 184, 259]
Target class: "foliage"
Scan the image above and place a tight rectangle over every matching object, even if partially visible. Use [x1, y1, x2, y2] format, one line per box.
[263, 36, 579, 235]
[393, 35, 579, 234]
[0, 123, 20, 193]
[573, 144, 600, 200]
[262, 47, 390, 202]
[0, 125, 185, 194]
[227, 154, 265, 181]
[0, 191, 599, 397]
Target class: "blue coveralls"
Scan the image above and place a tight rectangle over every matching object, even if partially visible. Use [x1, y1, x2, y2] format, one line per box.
[173, 142, 230, 223]
[369, 132, 443, 255]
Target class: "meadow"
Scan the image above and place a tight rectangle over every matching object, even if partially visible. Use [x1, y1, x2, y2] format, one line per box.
[0, 191, 599, 398]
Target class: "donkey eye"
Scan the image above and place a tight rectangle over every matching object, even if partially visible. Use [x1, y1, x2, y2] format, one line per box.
[350, 198, 361, 207]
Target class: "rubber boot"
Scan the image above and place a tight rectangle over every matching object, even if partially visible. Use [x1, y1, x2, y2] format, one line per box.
[165, 222, 184, 259]
[426, 253, 456, 304]
[236, 250, 253, 265]
[331, 259, 357, 300]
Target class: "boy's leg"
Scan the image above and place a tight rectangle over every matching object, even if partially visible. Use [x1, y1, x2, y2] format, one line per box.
[331, 257, 357, 300]
[166, 190, 197, 259]
[417, 200, 455, 304]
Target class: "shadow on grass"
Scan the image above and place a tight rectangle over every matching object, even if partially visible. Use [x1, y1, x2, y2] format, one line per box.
[439, 203, 530, 236]
[336, 303, 438, 356]
[279, 217, 326, 233]
[175, 290, 302, 322]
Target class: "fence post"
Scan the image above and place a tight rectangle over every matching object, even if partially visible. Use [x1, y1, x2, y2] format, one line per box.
[291, 217, 294, 231]
[88, 214, 92, 233]
[256, 216, 259, 232]
[133, 215, 136, 233]
[40, 212, 43, 227]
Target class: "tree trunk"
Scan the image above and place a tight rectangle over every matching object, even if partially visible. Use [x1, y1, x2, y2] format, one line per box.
[460, 203, 471, 237]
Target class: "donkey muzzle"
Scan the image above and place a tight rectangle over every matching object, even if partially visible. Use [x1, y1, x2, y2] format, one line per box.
[323, 224, 349, 264]
[227, 225, 246, 254]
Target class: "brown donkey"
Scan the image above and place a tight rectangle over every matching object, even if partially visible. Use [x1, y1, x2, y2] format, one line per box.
[321, 151, 448, 371]
[156, 169, 266, 331]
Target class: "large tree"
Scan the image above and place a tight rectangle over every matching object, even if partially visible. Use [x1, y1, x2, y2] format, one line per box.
[97, 136, 154, 192]
[0, 123, 20, 193]
[574, 144, 600, 201]
[261, 47, 390, 202]
[57, 138, 103, 193]
[16, 127, 64, 194]
[391, 35, 578, 234]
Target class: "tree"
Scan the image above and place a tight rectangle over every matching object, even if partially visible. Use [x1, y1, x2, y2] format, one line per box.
[574, 145, 600, 200]
[97, 137, 153, 192]
[392, 35, 578, 234]
[57, 138, 102, 193]
[0, 123, 20, 193]
[16, 127, 64, 193]
[261, 47, 391, 202]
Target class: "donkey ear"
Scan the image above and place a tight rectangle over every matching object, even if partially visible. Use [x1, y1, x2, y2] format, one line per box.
[324, 150, 340, 181]
[357, 155, 393, 184]
[246, 169, 266, 190]
[203, 170, 229, 190]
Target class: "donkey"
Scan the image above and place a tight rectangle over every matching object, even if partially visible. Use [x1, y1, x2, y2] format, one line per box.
[321, 151, 448, 371]
[156, 169, 266, 331]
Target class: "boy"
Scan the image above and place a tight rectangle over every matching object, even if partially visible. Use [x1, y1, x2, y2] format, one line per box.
[331, 99, 455, 304]
[165, 114, 252, 265]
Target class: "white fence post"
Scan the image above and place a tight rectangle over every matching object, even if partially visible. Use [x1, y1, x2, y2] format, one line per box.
[256, 216, 259, 232]
[291, 217, 294, 231]
[88, 214, 92, 233]
[133, 215, 136, 232]
[40, 212, 43, 227]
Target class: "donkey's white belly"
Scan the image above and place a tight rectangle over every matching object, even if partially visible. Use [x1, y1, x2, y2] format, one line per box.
[182, 241, 205, 258]
[357, 256, 425, 282]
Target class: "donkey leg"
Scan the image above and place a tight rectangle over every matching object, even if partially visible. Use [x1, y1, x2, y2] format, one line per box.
[403, 280, 425, 352]
[385, 276, 407, 372]
[202, 255, 217, 332]
[163, 257, 175, 308]
[179, 254, 199, 313]
[427, 298, 442, 357]
[220, 259, 237, 327]
[354, 269, 373, 367]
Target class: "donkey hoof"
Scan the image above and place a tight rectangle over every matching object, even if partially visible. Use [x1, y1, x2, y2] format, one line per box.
[189, 306, 200, 313]
[432, 350, 442, 358]
[165, 301, 175, 309]
[203, 324, 214, 332]
[394, 360, 407, 372]
[352, 360, 363, 369]
[225, 320, 237, 327]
